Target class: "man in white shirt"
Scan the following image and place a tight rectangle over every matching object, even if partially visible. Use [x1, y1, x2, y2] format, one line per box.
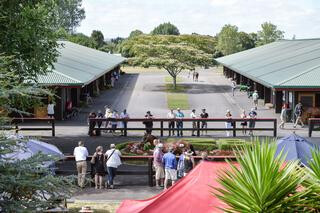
[252, 90, 259, 110]
[120, 109, 130, 136]
[73, 141, 89, 188]
[167, 109, 175, 136]
[190, 109, 197, 136]
[105, 144, 122, 189]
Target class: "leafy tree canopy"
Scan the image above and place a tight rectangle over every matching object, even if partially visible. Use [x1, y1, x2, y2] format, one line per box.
[217, 24, 242, 56]
[129, 30, 143, 38]
[257, 22, 284, 46]
[67, 33, 97, 49]
[91, 30, 105, 48]
[239, 31, 256, 50]
[151, 22, 180, 35]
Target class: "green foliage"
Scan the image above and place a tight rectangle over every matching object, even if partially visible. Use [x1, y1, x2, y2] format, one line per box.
[151, 22, 180, 35]
[257, 22, 284, 46]
[239, 31, 256, 50]
[217, 24, 242, 56]
[91, 30, 105, 48]
[213, 141, 308, 212]
[129, 29, 143, 38]
[67, 33, 97, 48]
[167, 93, 189, 110]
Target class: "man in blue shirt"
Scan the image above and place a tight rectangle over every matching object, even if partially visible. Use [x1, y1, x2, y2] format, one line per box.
[175, 108, 184, 137]
[162, 146, 177, 189]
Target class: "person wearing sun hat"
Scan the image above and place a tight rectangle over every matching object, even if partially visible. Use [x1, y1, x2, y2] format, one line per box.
[153, 143, 164, 189]
[183, 150, 195, 176]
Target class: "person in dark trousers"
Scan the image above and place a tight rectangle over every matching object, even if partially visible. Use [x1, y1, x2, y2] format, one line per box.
[167, 109, 175, 136]
[248, 108, 257, 136]
[91, 146, 106, 189]
[195, 72, 199, 82]
[105, 144, 122, 189]
[143, 111, 154, 134]
[96, 110, 104, 136]
[88, 112, 97, 136]
[200, 109, 209, 135]
[175, 108, 184, 137]
[294, 102, 304, 128]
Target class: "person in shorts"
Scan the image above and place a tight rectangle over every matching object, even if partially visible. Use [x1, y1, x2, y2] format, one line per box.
[153, 143, 164, 189]
[162, 146, 177, 190]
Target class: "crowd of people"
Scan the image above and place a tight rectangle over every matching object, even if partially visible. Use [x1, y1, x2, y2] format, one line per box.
[73, 141, 122, 189]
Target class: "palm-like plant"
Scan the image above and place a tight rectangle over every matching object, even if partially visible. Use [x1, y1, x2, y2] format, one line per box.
[213, 141, 307, 212]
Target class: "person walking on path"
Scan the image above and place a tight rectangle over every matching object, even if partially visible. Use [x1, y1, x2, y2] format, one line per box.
[91, 146, 106, 189]
[279, 104, 287, 129]
[105, 144, 122, 189]
[47, 101, 55, 119]
[153, 143, 164, 189]
[200, 109, 209, 135]
[120, 109, 129, 136]
[294, 102, 304, 128]
[225, 110, 233, 137]
[252, 90, 259, 110]
[88, 112, 97, 136]
[111, 74, 115, 88]
[175, 108, 184, 137]
[192, 71, 196, 82]
[143, 111, 154, 134]
[240, 109, 248, 135]
[231, 79, 237, 96]
[190, 109, 197, 136]
[167, 109, 175, 136]
[195, 72, 199, 82]
[183, 150, 195, 176]
[73, 141, 89, 188]
[162, 146, 177, 190]
[248, 108, 257, 136]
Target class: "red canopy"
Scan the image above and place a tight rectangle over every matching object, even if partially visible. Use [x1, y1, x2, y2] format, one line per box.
[117, 161, 232, 213]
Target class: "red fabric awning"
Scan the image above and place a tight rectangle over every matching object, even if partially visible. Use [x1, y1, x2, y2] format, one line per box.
[117, 161, 233, 213]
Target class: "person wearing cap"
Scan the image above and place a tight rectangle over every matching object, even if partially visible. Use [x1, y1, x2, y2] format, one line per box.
[175, 108, 184, 137]
[167, 109, 176, 136]
[183, 150, 195, 176]
[143, 111, 154, 134]
[225, 110, 232, 137]
[177, 143, 186, 178]
[162, 146, 178, 189]
[200, 109, 209, 135]
[73, 141, 89, 188]
[252, 90, 259, 110]
[153, 143, 164, 188]
[105, 144, 122, 189]
[190, 109, 197, 136]
[248, 108, 257, 136]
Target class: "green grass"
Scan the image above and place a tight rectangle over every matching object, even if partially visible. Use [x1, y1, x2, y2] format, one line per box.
[68, 202, 119, 213]
[164, 76, 183, 83]
[165, 83, 186, 93]
[167, 93, 189, 110]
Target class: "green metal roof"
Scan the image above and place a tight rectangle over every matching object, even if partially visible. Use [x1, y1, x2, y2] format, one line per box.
[38, 41, 126, 86]
[215, 39, 320, 89]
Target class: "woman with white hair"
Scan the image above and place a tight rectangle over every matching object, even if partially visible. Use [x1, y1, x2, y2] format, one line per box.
[225, 110, 232, 137]
[105, 144, 122, 189]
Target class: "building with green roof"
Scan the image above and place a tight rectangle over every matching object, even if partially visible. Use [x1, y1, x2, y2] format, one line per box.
[37, 41, 126, 120]
[216, 39, 320, 120]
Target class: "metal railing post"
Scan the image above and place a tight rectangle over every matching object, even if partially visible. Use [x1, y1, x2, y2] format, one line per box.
[52, 119, 55, 137]
[197, 121, 200, 137]
[308, 119, 312, 137]
[160, 121, 163, 137]
[233, 120, 236, 137]
[148, 157, 153, 187]
[273, 119, 277, 137]
[124, 120, 127, 137]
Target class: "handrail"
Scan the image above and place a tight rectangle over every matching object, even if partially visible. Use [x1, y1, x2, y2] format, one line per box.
[308, 118, 320, 137]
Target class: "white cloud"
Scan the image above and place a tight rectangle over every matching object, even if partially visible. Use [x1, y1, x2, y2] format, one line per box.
[77, 0, 320, 39]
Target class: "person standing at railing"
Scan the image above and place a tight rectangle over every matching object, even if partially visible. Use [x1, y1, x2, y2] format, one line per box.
[240, 109, 248, 135]
[225, 110, 232, 137]
[200, 109, 209, 135]
[91, 146, 106, 189]
[190, 109, 197, 136]
[47, 101, 55, 119]
[73, 141, 89, 188]
[153, 143, 164, 189]
[120, 109, 130, 136]
[167, 109, 176, 136]
[248, 108, 257, 136]
[143, 111, 154, 134]
[105, 144, 122, 189]
[88, 112, 97, 136]
[96, 110, 104, 136]
[110, 110, 119, 135]
[175, 108, 184, 137]
[183, 150, 195, 176]
[162, 146, 177, 190]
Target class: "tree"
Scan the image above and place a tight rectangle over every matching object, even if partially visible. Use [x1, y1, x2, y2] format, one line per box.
[129, 30, 143, 38]
[91, 30, 105, 48]
[54, 0, 85, 33]
[151, 22, 180, 35]
[0, 0, 62, 81]
[217, 24, 242, 55]
[257, 22, 284, 46]
[67, 33, 97, 48]
[239, 31, 255, 50]
[120, 35, 215, 89]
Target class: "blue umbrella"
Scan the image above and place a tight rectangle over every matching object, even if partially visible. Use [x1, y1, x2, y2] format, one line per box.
[276, 133, 316, 166]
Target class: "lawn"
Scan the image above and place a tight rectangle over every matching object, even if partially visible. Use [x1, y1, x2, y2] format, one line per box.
[68, 202, 120, 213]
[165, 76, 189, 110]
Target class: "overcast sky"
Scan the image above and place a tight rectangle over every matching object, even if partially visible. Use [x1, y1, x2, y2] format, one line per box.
[77, 0, 320, 39]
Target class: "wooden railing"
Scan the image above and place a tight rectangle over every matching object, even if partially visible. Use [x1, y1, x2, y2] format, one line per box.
[90, 118, 277, 137]
[58, 155, 236, 187]
[0, 118, 55, 136]
[308, 118, 320, 137]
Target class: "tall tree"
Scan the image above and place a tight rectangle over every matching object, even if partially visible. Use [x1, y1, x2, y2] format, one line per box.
[67, 33, 97, 48]
[54, 0, 85, 33]
[129, 29, 143, 38]
[120, 35, 215, 89]
[217, 24, 242, 56]
[257, 22, 284, 46]
[151, 22, 180, 35]
[239, 31, 255, 50]
[91, 30, 105, 48]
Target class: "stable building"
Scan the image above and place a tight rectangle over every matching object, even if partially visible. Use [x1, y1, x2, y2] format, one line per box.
[37, 41, 126, 120]
[216, 38, 320, 121]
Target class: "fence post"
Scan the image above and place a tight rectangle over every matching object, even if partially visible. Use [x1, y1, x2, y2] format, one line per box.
[148, 157, 153, 187]
[232, 120, 236, 137]
[197, 121, 200, 137]
[160, 121, 163, 137]
[124, 120, 127, 137]
[273, 119, 277, 137]
[308, 119, 312, 137]
[52, 119, 55, 137]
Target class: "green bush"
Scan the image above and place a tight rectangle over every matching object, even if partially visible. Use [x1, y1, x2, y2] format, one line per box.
[191, 143, 218, 151]
[116, 142, 131, 150]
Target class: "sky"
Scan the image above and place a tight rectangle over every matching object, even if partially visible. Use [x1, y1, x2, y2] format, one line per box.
[77, 0, 320, 39]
